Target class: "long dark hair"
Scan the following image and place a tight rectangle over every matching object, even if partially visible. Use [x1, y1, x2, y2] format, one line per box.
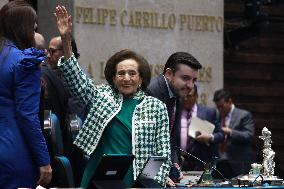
[0, 0, 37, 51]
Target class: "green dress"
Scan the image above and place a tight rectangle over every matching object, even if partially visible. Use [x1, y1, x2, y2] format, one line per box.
[80, 97, 140, 187]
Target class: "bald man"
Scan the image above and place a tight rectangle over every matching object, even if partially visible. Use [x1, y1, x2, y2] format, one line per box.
[34, 32, 46, 52]
[46, 36, 63, 69]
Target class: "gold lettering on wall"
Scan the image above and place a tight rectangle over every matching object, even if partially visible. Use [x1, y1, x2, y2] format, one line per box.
[198, 67, 212, 82]
[199, 93, 207, 105]
[109, 9, 117, 25]
[179, 14, 223, 32]
[80, 7, 94, 24]
[142, 12, 150, 28]
[75, 6, 223, 32]
[120, 10, 127, 26]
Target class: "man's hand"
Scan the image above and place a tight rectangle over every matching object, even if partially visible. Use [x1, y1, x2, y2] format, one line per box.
[196, 133, 212, 145]
[170, 163, 183, 181]
[37, 164, 52, 186]
[174, 163, 184, 180]
[165, 177, 176, 187]
[222, 127, 232, 135]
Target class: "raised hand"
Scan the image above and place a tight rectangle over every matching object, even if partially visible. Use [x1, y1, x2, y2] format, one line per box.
[54, 5, 72, 59]
[54, 5, 72, 37]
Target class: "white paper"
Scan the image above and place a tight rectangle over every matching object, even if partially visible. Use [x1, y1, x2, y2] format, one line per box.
[188, 117, 215, 138]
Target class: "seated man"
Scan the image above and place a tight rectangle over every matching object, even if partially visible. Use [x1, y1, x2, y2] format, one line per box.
[177, 85, 224, 171]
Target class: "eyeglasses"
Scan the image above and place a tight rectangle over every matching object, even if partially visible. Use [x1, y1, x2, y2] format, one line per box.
[48, 48, 62, 54]
[116, 70, 139, 78]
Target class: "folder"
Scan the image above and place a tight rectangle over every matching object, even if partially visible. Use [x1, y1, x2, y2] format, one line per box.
[188, 117, 215, 138]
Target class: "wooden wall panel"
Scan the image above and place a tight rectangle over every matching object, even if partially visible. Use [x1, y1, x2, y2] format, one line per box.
[224, 0, 284, 178]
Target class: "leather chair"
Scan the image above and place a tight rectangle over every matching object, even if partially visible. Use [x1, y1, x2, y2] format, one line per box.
[43, 110, 75, 187]
[68, 113, 83, 141]
[53, 156, 75, 187]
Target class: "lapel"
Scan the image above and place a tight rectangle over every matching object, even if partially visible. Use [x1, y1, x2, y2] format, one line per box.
[229, 108, 238, 129]
[157, 74, 171, 102]
[196, 104, 206, 119]
[42, 65, 69, 105]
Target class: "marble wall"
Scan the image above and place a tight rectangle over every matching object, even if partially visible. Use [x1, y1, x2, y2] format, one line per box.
[0, 1, 8, 9]
[73, 0, 223, 105]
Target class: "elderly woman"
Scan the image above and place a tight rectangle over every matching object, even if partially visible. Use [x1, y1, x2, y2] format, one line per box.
[54, 6, 171, 187]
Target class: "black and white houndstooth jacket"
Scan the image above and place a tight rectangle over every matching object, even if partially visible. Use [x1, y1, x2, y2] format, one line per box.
[58, 55, 171, 186]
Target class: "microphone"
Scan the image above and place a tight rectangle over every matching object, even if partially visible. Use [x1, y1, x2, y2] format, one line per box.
[174, 146, 228, 182]
[248, 174, 264, 187]
[174, 146, 207, 165]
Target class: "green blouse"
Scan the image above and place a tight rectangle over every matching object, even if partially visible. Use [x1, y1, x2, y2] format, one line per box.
[80, 97, 140, 187]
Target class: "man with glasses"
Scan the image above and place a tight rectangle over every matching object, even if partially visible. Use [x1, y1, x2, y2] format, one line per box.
[41, 35, 86, 186]
[41, 35, 85, 138]
[42, 35, 85, 125]
[213, 89, 255, 178]
[41, 36, 68, 132]
[47, 36, 63, 69]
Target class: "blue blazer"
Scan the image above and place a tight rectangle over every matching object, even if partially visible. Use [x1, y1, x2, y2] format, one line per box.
[0, 41, 50, 188]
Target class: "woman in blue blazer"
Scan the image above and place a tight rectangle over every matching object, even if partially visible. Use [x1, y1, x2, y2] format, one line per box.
[0, 1, 51, 188]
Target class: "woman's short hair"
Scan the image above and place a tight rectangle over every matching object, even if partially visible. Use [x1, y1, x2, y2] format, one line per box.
[0, 0, 37, 50]
[104, 49, 151, 91]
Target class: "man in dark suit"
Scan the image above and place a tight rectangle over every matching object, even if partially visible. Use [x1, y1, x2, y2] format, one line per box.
[41, 36, 87, 186]
[178, 85, 225, 171]
[213, 89, 255, 178]
[42, 36, 86, 133]
[147, 52, 202, 186]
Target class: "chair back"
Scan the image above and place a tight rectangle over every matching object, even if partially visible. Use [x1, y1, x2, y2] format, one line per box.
[53, 156, 75, 187]
[43, 110, 64, 156]
[68, 113, 83, 141]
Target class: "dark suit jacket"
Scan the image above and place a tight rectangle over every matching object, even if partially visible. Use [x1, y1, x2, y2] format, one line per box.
[41, 64, 69, 126]
[219, 107, 255, 161]
[146, 74, 181, 163]
[216, 107, 255, 177]
[41, 63, 69, 130]
[176, 104, 225, 170]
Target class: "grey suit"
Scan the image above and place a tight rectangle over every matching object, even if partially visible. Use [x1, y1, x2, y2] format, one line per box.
[217, 107, 255, 177]
[223, 107, 255, 161]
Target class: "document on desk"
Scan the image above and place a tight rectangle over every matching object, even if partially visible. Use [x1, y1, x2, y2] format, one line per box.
[188, 117, 215, 138]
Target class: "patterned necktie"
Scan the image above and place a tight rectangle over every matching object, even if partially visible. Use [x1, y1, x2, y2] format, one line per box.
[219, 116, 227, 154]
